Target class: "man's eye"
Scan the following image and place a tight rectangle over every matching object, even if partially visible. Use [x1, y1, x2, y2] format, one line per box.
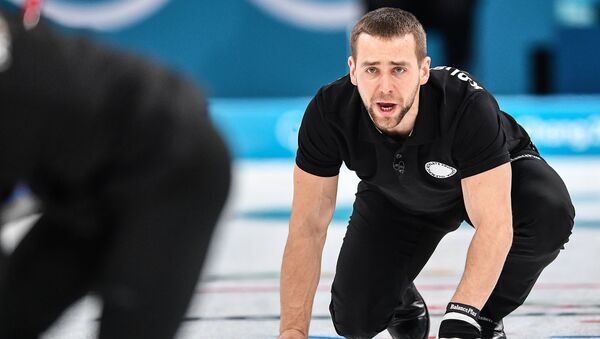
[366, 67, 377, 74]
[395, 67, 406, 74]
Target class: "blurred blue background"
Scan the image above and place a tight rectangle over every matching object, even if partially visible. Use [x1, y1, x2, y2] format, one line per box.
[2, 0, 599, 158]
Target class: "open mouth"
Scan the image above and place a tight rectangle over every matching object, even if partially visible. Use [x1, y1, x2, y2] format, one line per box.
[376, 102, 397, 115]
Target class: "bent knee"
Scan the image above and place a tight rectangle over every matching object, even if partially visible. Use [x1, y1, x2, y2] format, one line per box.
[331, 318, 382, 339]
[330, 302, 390, 339]
[514, 192, 574, 255]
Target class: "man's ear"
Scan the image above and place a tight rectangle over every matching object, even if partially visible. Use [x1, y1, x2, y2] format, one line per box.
[419, 56, 431, 85]
[348, 56, 357, 86]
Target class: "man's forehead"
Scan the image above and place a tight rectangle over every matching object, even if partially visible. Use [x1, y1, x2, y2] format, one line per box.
[354, 33, 418, 63]
[356, 32, 416, 44]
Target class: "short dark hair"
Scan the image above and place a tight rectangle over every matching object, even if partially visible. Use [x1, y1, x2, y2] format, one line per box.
[350, 7, 427, 62]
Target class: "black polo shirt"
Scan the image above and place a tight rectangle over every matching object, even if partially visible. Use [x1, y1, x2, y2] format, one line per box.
[296, 66, 532, 214]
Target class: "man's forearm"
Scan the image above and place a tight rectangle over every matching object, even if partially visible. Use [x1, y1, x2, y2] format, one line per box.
[451, 224, 513, 309]
[279, 232, 327, 337]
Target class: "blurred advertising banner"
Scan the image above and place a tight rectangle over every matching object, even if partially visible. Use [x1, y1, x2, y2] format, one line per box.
[209, 95, 600, 159]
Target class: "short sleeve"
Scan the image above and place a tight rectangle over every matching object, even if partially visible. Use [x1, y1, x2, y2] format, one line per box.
[453, 92, 510, 178]
[295, 93, 342, 177]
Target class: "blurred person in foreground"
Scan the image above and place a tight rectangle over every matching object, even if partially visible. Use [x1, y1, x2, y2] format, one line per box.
[279, 8, 574, 339]
[0, 6, 230, 339]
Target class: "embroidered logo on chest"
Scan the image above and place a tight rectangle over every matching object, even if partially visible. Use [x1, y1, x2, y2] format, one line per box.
[425, 161, 457, 178]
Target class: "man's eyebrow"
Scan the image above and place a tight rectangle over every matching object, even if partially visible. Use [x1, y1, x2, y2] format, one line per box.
[361, 61, 380, 67]
[390, 61, 410, 66]
[360, 61, 410, 67]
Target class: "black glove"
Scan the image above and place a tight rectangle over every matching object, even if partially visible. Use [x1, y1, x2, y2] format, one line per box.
[438, 302, 482, 339]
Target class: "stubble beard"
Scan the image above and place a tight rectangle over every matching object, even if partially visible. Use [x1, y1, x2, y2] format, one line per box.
[367, 84, 419, 133]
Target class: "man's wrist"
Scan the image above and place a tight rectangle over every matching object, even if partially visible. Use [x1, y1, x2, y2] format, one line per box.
[446, 302, 479, 318]
[279, 328, 306, 338]
[443, 302, 481, 328]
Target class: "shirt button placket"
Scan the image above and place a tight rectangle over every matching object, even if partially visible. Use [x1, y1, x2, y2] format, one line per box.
[393, 151, 405, 175]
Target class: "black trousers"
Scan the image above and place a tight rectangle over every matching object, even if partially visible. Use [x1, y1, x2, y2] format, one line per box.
[0, 118, 231, 339]
[329, 156, 575, 338]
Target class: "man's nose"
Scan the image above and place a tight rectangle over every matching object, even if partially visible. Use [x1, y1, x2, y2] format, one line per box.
[379, 74, 394, 94]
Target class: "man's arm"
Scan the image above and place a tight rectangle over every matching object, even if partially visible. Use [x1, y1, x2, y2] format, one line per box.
[438, 163, 513, 338]
[453, 162, 513, 308]
[279, 165, 339, 339]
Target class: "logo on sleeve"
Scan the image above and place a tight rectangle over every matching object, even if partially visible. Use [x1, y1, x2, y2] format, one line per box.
[431, 66, 483, 90]
[425, 161, 457, 178]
